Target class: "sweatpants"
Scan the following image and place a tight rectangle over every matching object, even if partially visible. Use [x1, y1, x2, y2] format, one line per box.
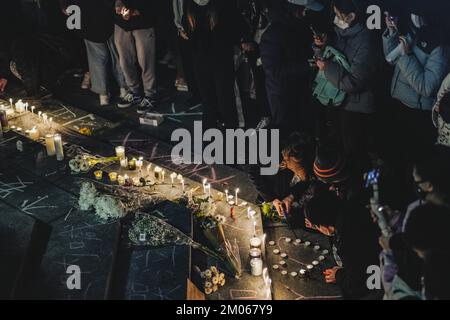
[114, 25, 156, 97]
[85, 36, 126, 95]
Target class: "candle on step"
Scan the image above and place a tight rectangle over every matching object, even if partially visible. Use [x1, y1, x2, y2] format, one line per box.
[120, 157, 128, 168]
[253, 221, 257, 237]
[45, 134, 56, 156]
[181, 179, 185, 192]
[115, 146, 125, 159]
[109, 172, 118, 182]
[235, 188, 239, 205]
[31, 106, 35, 114]
[161, 170, 166, 182]
[202, 179, 207, 193]
[154, 166, 162, 181]
[54, 134, 64, 161]
[170, 172, 177, 185]
[9, 98, 13, 109]
[15, 100, 25, 113]
[28, 127, 40, 141]
[136, 157, 143, 171]
[38, 111, 42, 120]
[225, 189, 229, 201]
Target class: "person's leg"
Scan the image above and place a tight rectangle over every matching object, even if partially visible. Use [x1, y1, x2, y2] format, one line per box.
[178, 37, 202, 104]
[84, 39, 109, 96]
[106, 36, 127, 94]
[213, 51, 239, 128]
[133, 28, 157, 97]
[114, 25, 140, 95]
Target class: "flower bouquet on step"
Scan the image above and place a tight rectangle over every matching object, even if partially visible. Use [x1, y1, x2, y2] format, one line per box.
[78, 181, 164, 220]
[69, 154, 119, 173]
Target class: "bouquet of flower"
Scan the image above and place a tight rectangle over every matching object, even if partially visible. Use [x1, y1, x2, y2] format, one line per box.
[194, 266, 226, 295]
[69, 154, 119, 173]
[78, 181, 164, 220]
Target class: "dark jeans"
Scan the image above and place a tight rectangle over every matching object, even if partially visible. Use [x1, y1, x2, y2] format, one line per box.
[178, 37, 201, 103]
[192, 48, 238, 129]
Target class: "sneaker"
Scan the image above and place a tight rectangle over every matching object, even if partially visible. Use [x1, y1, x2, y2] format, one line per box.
[255, 117, 271, 131]
[120, 88, 128, 99]
[100, 94, 110, 106]
[117, 92, 142, 108]
[81, 72, 90, 90]
[148, 89, 170, 103]
[137, 97, 157, 114]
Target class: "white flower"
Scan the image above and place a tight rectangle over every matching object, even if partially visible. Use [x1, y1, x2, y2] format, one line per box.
[78, 182, 98, 211]
[94, 195, 126, 220]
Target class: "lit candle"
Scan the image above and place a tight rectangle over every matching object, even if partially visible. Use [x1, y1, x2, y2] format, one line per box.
[181, 179, 185, 192]
[28, 127, 40, 141]
[45, 134, 56, 156]
[177, 174, 183, 182]
[109, 172, 118, 182]
[42, 113, 48, 125]
[120, 157, 128, 168]
[225, 189, 229, 201]
[31, 106, 35, 114]
[253, 221, 257, 237]
[249, 236, 262, 249]
[136, 157, 143, 171]
[115, 146, 125, 159]
[263, 268, 269, 286]
[9, 98, 13, 109]
[15, 101, 25, 113]
[124, 174, 129, 183]
[94, 170, 103, 180]
[38, 111, 42, 120]
[154, 166, 162, 181]
[235, 188, 239, 205]
[128, 158, 137, 170]
[265, 279, 272, 300]
[132, 177, 140, 186]
[247, 207, 251, 219]
[170, 172, 177, 185]
[117, 175, 125, 186]
[202, 179, 207, 193]
[54, 134, 64, 161]
[24, 103, 29, 113]
[206, 183, 211, 198]
[146, 164, 152, 173]
[48, 117, 53, 128]
[162, 170, 166, 182]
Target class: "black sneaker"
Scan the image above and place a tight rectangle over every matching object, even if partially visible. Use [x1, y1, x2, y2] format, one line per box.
[117, 92, 142, 108]
[137, 97, 157, 114]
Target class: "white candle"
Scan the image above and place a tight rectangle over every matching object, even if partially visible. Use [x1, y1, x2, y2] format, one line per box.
[115, 146, 125, 159]
[136, 157, 143, 171]
[120, 157, 128, 168]
[247, 207, 251, 219]
[263, 268, 269, 286]
[170, 172, 177, 185]
[177, 174, 183, 182]
[154, 167, 162, 181]
[250, 258, 263, 276]
[45, 134, 56, 156]
[48, 117, 53, 128]
[29, 127, 40, 141]
[202, 179, 207, 193]
[181, 179, 185, 192]
[146, 164, 152, 173]
[162, 170, 166, 182]
[54, 134, 64, 161]
[249, 237, 262, 248]
[9, 98, 13, 109]
[253, 221, 257, 237]
[207, 183, 211, 198]
[235, 188, 239, 205]
[42, 113, 48, 125]
[225, 189, 229, 200]
[265, 279, 272, 299]
[15, 101, 25, 113]
[38, 111, 42, 120]
[31, 106, 35, 114]
[262, 234, 266, 251]
[25, 103, 29, 113]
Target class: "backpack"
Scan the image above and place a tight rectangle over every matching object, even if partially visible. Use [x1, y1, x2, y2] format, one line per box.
[313, 46, 351, 107]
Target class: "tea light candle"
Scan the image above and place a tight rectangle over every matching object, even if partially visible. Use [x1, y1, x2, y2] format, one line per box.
[290, 272, 298, 277]
[109, 172, 118, 182]
[312, 260, 319, 266]
[268, 241, 276, 246]
[94, 170, 103, 180]
[318, 255, 326, 261]
[29, 127, 40, 141]
[272, 264, 279, 270]
[120, 157, 128, 168]
[280, 253, 288, 259]
[307, 264, 314, 271]
[299, 269, 307, 277]
[279, 260, 287, 268]
[128, 158, 137, 170]
[235, 188, 239, 205]
[273, 249, 280, 255]
[295, 239, 302, 245]
[281, 270, 288, 276]
[322, 249, 329, 255]
[170, 172, 177, 185]
[45, 134, 56, 156]
[249, 236, 262, 249]
[285, 238, 292, 244]
[115, 146, 125, 159]
[54, 134, 64, 161]
[304, 241, 311, 247]
[117, 175, 126, 185]
[314, 245, 321, 251]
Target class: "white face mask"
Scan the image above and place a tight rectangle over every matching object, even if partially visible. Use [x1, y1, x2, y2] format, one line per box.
[193, 0, 210, 6]
[334, 16, 349, 30]
[411, 14, 425, 29]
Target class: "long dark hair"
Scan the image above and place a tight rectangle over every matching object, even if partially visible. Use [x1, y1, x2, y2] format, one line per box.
[186, 0, 219, 32]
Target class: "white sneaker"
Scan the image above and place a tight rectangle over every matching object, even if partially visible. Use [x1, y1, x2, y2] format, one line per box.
[120, 88, 128, 99]
[100, 94, 110, 106]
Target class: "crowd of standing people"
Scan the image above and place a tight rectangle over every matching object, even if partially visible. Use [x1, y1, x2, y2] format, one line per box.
[1, 0, 450, 300]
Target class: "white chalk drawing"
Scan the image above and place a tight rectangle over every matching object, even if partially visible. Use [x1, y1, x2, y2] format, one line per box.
[21, 195, 58, 215]
[0, 175, 33, 199]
